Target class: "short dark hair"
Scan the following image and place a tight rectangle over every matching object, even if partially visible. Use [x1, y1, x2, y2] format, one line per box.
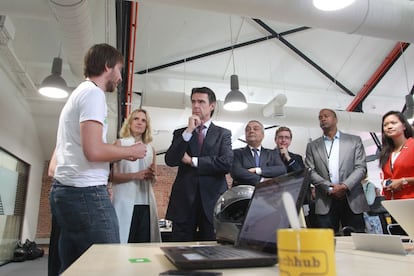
[320, 108, 337, 118]
[83, 43, 124, 78]
[191, 87, 216, 117]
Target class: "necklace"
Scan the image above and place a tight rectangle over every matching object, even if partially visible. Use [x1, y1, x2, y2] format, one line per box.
[393, 141, 406, 153]
[390, 141, 406, 172]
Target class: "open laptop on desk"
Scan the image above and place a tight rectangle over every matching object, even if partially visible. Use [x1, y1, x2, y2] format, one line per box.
[161, 168, 311, 269]
[351, 198, 414, 255]
[381, 199, 414, 239]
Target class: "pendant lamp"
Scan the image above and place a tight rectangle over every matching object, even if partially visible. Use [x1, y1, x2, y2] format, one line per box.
[224, 74, 247, 111]
[38, 57, 69, 99]
[223, 16, 247, 111]
[313, 0, 355, 11]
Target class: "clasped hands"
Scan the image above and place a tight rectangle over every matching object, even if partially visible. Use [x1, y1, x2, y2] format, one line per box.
[134, 165, 156, 181]
[328, 183, 348, 199]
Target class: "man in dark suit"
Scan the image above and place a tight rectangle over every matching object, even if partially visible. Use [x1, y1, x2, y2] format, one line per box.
[274, 126, 304, 173]
[274, 126, 315, 227]
[231, 120, 286, 186]
[305, 108, 369, 234]
[165, 87, 233, 242]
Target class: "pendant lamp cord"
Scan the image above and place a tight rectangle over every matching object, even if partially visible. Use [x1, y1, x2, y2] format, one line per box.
[229, 16, 235, 74]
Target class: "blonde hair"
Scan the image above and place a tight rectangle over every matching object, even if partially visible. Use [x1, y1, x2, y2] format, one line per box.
[119, 109, 153, 144]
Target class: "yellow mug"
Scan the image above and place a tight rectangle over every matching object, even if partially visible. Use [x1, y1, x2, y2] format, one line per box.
[277, 228, 336, 276]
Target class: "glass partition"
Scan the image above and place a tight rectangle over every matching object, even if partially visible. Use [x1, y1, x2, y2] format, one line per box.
[0, 148, 29, 265]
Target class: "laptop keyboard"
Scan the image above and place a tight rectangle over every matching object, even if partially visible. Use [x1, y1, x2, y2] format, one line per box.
[194, 246, 265, 259]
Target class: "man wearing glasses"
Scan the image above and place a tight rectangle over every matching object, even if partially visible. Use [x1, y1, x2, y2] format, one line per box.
[274, 126, 304, 172]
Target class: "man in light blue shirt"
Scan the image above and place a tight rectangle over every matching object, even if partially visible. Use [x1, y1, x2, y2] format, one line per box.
[305, 108, 369, 234]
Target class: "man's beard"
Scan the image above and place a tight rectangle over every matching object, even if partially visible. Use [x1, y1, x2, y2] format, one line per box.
[105, 80, 117, 92]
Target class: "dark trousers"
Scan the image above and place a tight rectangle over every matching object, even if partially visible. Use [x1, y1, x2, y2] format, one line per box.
[316, 197, 365, 234]
[128, 205, 150, 243]
[171, 190, 215, 242]
[48, 215, 60, 276]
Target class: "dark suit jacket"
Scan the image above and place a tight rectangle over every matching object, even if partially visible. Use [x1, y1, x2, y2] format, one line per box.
[231, 146, 286, 186]
[165, 123, 233, 224]
[305, 132, 369, 215]
[274, 149, 304, 173]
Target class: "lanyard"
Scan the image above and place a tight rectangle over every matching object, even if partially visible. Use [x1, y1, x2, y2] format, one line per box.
[326, 139, 335, 159]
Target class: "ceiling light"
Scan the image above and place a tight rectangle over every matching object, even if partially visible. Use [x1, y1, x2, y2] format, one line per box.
[224, 74, 248, 111]
[223, 16, 247, 112]
[38, 57, 69, 99]
[313, 0, 355, 11]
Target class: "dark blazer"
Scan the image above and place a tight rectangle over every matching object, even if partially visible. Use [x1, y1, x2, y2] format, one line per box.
[165, 123, 233, 224]
[274, 149, 305, 173]
[231, 146, 286, 186]
[305, 132, 369, 215]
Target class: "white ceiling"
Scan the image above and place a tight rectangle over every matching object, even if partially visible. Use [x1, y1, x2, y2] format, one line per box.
[1, 0, 414, 165]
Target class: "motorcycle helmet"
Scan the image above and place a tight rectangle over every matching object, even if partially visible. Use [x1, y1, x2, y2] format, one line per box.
[213, 185, 254, 244]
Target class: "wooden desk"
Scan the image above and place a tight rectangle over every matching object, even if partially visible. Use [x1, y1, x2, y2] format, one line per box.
[62, 237, 414, 276]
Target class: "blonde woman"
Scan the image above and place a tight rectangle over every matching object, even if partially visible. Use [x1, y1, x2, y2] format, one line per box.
[112, 109, 161, 243]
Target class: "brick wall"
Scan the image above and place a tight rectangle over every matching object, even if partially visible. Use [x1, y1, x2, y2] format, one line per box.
[36, 161, 53, 239]
[36, 162, 232, 239]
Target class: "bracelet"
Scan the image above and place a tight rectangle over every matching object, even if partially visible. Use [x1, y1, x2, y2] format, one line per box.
[402, 178, 408, 185]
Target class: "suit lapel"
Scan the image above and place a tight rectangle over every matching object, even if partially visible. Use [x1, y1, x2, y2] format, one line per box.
[259, 148, 268, 167]
[244, 146, 256, 167]
[189, 129, 199, 155]
[338, 132, 346, 169]
[202, 123, 218, 154]
[316, 138, 329, 171]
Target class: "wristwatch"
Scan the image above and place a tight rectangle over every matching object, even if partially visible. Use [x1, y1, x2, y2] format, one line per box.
[401, 178, 408, 185]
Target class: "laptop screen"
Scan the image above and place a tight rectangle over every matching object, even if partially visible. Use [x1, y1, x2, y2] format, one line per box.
[236, 168, 310, 254]
[382, 199, 414, 239]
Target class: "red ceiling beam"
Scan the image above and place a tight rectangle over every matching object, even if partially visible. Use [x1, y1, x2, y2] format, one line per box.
[346, 42, 409, 112]
[125, 1, 139, 117]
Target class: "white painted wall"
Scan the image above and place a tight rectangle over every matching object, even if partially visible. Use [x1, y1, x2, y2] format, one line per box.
[0, 62, 44, 241]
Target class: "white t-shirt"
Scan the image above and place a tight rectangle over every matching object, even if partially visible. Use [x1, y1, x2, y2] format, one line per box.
[54, 81, 109, 187]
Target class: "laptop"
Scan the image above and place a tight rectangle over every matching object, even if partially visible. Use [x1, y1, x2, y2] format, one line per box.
[161, 168, 311, 270]
[381, 198, 414, 239]
[351, 233, 413, 255]
[351, 198, 414, 255]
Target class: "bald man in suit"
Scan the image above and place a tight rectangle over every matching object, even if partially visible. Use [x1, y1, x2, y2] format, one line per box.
[305, 108, 369, 234]
[231, 120, 286, 186]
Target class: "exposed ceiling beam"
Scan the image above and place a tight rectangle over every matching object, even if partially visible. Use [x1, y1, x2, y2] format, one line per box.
[135, 25, 309, 75]
[346, 42, 410, 112]
[253, 18, 355, 97]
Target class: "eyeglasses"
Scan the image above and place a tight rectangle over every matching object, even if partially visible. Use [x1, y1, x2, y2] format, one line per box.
[276, 136, 291, 140]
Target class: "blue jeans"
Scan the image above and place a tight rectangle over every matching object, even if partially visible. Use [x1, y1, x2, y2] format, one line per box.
[49, 181, 120, 274]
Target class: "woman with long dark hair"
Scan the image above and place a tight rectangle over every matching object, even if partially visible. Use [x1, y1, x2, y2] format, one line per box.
[379, 111, 414, 199]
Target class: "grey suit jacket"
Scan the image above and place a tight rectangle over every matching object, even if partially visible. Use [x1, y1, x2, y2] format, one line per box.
[305, 132, 369, 215]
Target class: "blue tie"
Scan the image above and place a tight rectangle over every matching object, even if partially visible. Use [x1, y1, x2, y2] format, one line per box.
[253, 148, 260, 167]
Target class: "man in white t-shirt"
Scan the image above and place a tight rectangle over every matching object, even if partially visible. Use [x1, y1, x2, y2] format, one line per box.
[49, 44, 147, 274]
